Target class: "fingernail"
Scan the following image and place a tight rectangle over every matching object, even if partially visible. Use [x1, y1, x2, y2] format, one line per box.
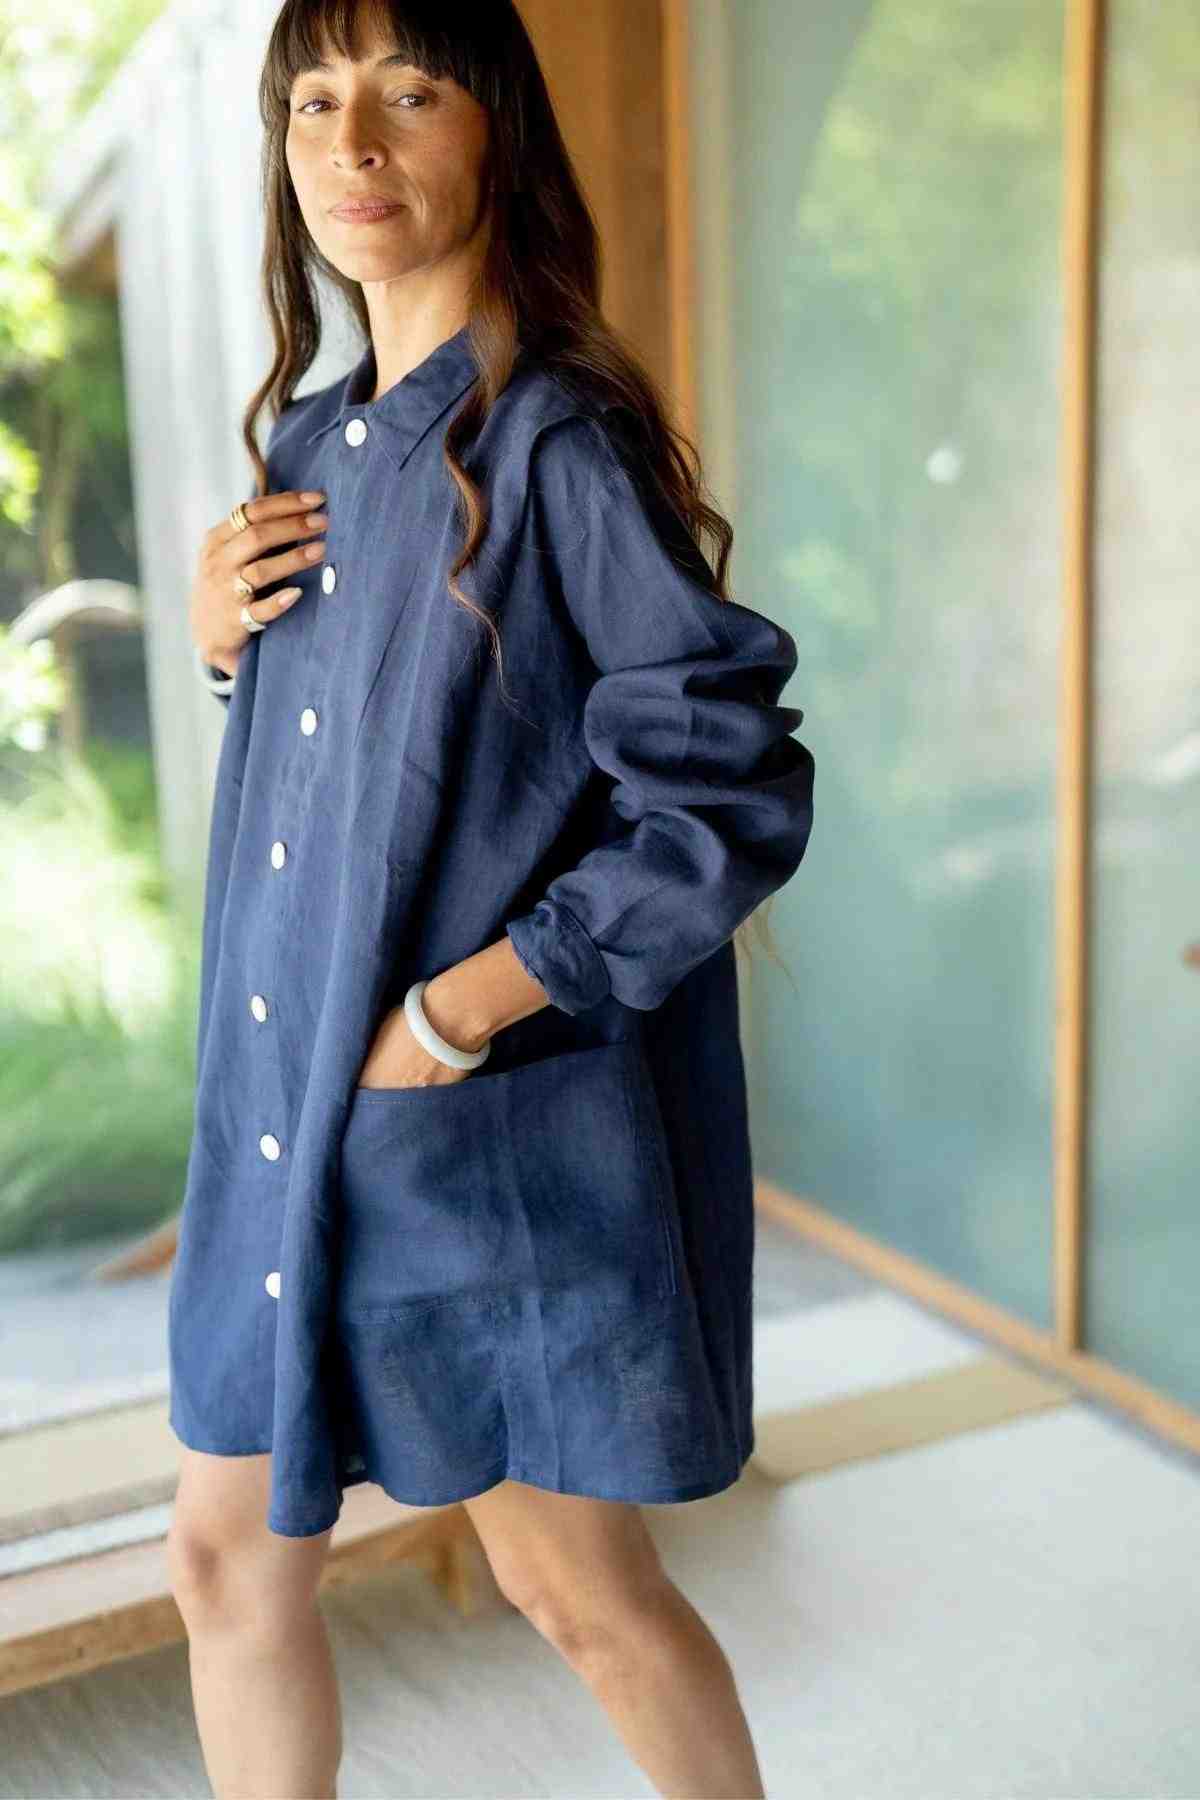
[301, 491, 325, 504]
[278, 588, 303, 604]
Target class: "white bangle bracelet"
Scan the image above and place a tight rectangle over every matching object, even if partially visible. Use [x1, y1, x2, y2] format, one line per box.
[192, 644, 236, 694]
[404, 979, 491, 1071]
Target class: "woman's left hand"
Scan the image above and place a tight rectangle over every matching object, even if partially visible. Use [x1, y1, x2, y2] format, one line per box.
[355, 1003, 476, 1092]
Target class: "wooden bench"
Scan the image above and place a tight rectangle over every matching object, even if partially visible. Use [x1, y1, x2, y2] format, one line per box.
[0, 1399, 504, 1700]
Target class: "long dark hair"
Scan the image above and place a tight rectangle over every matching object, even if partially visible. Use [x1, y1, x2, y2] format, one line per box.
[244, 0, 790, 986]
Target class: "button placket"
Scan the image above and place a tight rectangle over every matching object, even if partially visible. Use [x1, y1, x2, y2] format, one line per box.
[257, 821, 287, 1206]
[252, 423, 364, 1306]
[294, 414, 369, 781]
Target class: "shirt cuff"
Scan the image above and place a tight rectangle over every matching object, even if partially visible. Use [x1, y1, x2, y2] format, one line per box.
[506, 899, 612, 1016]
[192, 643, 236, 695]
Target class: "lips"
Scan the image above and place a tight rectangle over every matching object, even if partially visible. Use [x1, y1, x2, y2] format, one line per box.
[331, 198, 404, 221]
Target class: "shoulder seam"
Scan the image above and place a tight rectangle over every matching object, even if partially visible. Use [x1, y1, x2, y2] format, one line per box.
[529, 405, 629, 493]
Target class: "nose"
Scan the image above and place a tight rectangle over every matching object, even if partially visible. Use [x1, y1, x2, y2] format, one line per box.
[332, 139, 385, 167]
[330, 103, 388, 167]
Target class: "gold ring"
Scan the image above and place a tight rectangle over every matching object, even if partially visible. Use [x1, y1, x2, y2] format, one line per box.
[233, 573, 255, 601]
[229, 502, 251, 532]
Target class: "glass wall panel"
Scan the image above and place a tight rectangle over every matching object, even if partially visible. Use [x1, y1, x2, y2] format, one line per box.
[695, 0, 1065, 1325]
[1085, 0, 1200, 1407]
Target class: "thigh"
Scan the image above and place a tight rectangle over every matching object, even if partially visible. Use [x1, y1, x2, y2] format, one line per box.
[168, 1446, 333, 1607]
[460, 1477, 665, 1620]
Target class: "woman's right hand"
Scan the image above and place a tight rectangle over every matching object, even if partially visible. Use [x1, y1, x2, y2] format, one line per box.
[189, 489, 330, 678]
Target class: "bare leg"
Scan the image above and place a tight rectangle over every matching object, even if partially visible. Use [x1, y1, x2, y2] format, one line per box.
[167, 1446, 341, 1800]
[463, 1479, 766, 1799]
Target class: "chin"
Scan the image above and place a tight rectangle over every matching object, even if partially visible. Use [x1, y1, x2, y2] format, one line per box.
[324, 244, 416, 280]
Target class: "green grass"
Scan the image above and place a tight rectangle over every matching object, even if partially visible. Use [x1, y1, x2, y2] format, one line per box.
[0, 740, 201, 1251]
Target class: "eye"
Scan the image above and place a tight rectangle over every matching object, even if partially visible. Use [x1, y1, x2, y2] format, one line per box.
[293, 91, 429, 115]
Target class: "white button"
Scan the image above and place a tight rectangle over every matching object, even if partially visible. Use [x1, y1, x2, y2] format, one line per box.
[265, 1270, 281, 1299]
[270, 839, 287, 868]
[300, 707, 318, 735]
[345, 418, 368, 446]
[259, 1132, 281, 1161]
[321, 564, 337, 594]
[249, 993, 268, 1022]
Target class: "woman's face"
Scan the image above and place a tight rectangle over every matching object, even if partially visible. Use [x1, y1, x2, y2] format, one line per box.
[285, 15, 492, 289]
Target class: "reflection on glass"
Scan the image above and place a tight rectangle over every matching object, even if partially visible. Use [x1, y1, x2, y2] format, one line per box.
[706, 0, 1065, 1324]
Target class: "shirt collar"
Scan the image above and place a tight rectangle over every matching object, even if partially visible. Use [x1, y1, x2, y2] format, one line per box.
[303, 323, 479, 474]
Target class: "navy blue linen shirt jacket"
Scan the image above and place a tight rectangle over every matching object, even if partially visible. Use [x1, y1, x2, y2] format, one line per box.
[169, 323, 816, 1537]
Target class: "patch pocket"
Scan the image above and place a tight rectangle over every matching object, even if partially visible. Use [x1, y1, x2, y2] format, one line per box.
[498, 1039, 679, 1304]
[337, 1073, 509, 1317]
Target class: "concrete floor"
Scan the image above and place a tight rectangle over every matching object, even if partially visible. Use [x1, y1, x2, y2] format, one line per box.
[1, 1216, 1198, 1798]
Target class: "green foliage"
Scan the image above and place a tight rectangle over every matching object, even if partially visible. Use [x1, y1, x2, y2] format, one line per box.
[78, 735, 166, 889]
[0, 420, 39, 531]
[0, 739, 200, 1251]
[0, 0, 191, 1252]
[0, 982, 198, 1254]
[0, 2, 169, 151]
[0, 157, 65, 372]
[0, 624, 67, 749]
[0, 0, 165, 587]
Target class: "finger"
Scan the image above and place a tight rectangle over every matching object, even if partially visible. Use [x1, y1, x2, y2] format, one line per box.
[220, 505, 327, 586]
[240, 586, 304, 628]
[228, 508, 328, 563]
[234, 537, 328, 593]
[216, 489, 326, 546]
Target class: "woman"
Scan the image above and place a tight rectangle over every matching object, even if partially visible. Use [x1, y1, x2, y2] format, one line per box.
[171, 1, 815, 1795]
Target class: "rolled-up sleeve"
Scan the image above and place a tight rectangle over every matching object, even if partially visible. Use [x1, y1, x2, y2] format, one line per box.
[504, 410, 815, 1015]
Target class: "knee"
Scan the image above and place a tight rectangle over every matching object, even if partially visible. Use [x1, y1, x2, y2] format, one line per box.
[166, 1520, 267, 1635]
[495, 1558, 675, 1670]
